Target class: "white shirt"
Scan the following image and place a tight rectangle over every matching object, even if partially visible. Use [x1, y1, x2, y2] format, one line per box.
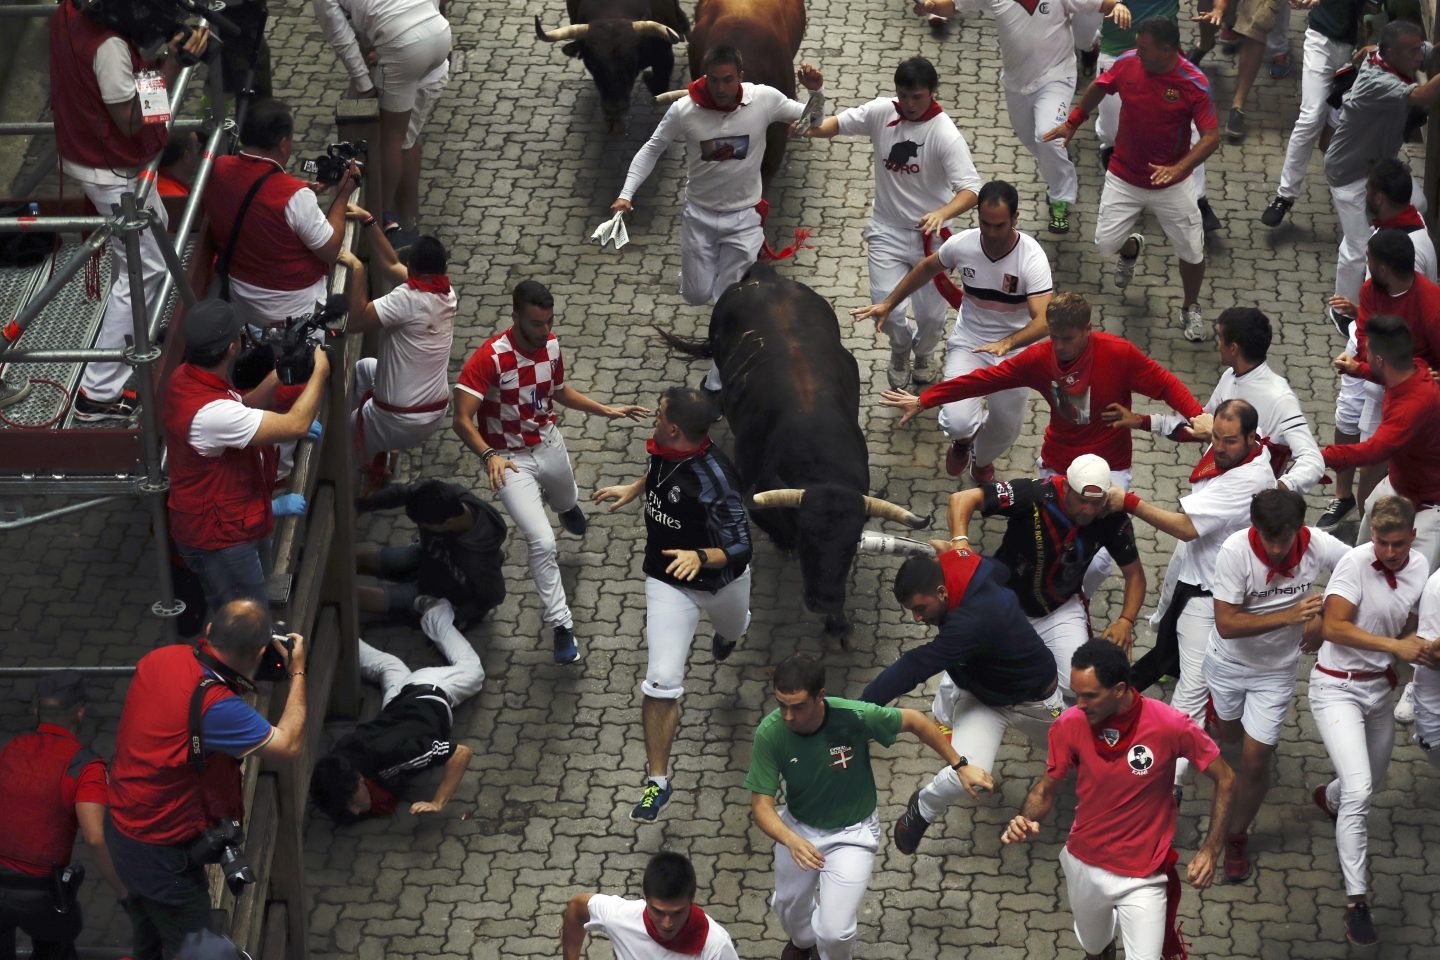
[189, 396, 264, 457]
[1149, 362, 1324, 494]
[955, 0, 1106, 94]
[1320, 543, 1428, 673]
[583, 895, 739, 960]
[833, 98, 981, 230]
[228, 188, 334, 326]
[371, 282, 456, 411]
[311, 0, 445, 90]
[61, 38, 148, 186]
[1167, 452, 1277, 591]
[619, 84, 808, 211]
[1210, 526, 1351, 669]
[937, 229, 1053, 348]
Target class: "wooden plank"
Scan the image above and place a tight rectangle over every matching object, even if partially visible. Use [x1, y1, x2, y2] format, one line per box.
[285, 484, 335, 642]
[228, 775, 278, 956]
[260, 903, 290, 960]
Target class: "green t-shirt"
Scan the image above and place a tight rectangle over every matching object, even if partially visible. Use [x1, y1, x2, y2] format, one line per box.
[743, 697, 904, 831]
[1100, 0, 1179, 56]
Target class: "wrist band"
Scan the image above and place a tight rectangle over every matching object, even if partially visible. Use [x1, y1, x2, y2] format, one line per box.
[1123, 491, 1142, 513]
[289, 671, 305, 678]
[950, 535, 969, 542]
[1066, 108, 1089, 128]
[482, 448, 498, 461]
[361, 216, 377, 229]
[1117, 615, 1134, 625]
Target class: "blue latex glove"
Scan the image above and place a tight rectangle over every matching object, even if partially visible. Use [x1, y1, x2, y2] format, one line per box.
[306, 419, 324, 442]
[272, 494, 307, 517]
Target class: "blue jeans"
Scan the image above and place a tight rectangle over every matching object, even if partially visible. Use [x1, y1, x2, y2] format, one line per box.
[175, 541, 267, 614]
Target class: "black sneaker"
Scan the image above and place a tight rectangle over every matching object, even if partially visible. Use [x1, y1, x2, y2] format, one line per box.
[629, 779, 673, 822]
[893, 789, 932, 855]
[1260, 194, 1294, 227]
[553, 625, 581, 664]
[558, 505, 588, 536]
[1345, 902, 1377, 946]
[1317, 497, 1356, 532]
[1326, 305, 1354, 337]
[712, 633, 737, 662]
[73, 389, 139, 422]
[1225, 107, 1247, 143]
[1198, 197, 1222, 235]
[1186, 45, 1212, 65]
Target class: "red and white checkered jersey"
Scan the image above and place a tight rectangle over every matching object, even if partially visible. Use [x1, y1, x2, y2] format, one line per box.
[455, 328, 565, 450]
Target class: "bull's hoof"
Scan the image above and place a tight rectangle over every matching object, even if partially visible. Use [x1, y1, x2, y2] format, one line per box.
[824, 615, 853, 648]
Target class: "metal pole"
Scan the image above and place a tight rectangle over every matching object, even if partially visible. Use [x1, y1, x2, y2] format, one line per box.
[0, 120, 208, 135]
[0, 227, 111, 347]
[0, 666, 136, 678]
[0, 348, 130, 363]
[0, 5, 60, 17]
[0, 497, 118, 530]
[0, 215, 111, 233]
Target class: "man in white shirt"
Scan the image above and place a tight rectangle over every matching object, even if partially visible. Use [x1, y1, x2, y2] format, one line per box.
[1408, 568, 1440, 770]
[854, 180, 1053, 482]
[801, 57, 981, 389]
[912, 0, 1130, 235]
[1206, 489, 1350, 883]
[560, 852, 739, 960]
[1311, 495, 1432, 947]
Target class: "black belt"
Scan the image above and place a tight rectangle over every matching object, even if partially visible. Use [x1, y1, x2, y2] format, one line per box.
[0, 870, 51, 890]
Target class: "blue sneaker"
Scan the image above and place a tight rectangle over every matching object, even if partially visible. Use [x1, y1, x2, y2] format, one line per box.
[630, 779, 673, 822]
[558, 505, 588, 536]
[553, 625, 580, 664]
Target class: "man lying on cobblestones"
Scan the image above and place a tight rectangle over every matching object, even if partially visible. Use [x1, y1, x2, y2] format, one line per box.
[862, 551, 1059, 856]
[746, 654, 990, 960]
[561, 852, 738, 960]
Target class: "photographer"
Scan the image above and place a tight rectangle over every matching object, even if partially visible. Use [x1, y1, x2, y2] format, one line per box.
[163, 299, 329, 611]
[337, 216, 455, 475]
[0, 674, 126, 960]
[202, 98, 360, 332]
[106, 599, 307, 960]
[49, 0, 209, 421]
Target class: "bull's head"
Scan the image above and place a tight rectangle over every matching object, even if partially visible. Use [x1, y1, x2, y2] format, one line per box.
[534, 16, 682, 133]
[751, 486, 925, 620]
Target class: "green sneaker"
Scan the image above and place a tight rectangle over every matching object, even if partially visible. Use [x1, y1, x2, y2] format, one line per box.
[1048, 200, 1071, 235]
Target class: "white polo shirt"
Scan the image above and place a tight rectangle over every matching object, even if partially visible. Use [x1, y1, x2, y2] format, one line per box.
[1210, 526, 1352, 669]
[955, 0, 1106, 94]
[583, 895, 738, 960]
[1319, 543, 1428, 673]
[1167, 453, 1278, 591]
[937, 229, 1052, 349]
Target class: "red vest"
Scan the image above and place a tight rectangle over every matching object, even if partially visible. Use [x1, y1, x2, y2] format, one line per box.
[203, 154, 330, 290]
[163, 363, 276, 551]
[0, 726, 93, 874]
[108, 645, 246, 846]
[48, 0, 167, 171]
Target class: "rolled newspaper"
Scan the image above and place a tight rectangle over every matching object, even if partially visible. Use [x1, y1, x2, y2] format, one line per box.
[590, 211, 629, 250]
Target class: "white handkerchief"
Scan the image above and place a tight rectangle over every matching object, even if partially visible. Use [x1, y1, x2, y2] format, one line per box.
[590, 212, 629, 249]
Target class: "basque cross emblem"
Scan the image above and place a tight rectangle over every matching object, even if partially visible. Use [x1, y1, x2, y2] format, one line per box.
[829, 745, 855, 769]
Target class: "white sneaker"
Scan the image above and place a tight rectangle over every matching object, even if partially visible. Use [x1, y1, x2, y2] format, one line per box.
[1395, 682, 1416, 724]
[1114, 233, 1144, 289]
[1182, 303, 1207, 342]
[888, 347, 910, 389]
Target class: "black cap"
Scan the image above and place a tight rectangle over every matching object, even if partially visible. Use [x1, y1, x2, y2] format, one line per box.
[185, 299, 243, 351]
[35, 672, 86, 708]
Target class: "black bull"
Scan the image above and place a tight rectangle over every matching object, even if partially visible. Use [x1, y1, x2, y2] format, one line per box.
[657, 263, 926, 638]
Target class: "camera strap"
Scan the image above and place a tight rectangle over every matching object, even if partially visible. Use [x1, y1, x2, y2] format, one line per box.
[216, 167, 282, 302]
[189, 650, 255, 771]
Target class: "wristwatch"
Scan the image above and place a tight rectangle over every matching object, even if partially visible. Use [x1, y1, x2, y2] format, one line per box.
[951, 756, 969, 771]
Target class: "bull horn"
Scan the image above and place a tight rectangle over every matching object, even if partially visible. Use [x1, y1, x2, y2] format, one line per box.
[751, 489, 805, 509]
[534, 16, 589, 42]
[863, 496, 927, 529]
[654, 89, 688, 105]
[633, 20, 682, 43]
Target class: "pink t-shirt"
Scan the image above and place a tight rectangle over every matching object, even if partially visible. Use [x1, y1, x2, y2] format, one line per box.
[1046, 697, 1220, 877]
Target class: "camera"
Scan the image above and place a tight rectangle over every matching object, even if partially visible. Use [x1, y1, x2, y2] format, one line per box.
[256, 622, 293, 682]
[262, 294, 348, 385]
[189, 819, 256, 896]
[302, 140, 367, 185]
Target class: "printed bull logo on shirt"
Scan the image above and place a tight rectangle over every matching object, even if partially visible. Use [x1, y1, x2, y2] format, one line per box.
[1128, 743, 1155, 775]
[700, 135, 750, 162]
[883, 139, 922, 174]
[829, 745, 855, 769]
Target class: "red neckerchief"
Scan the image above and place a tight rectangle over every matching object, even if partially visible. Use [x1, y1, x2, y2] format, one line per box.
[363, 777, 397, 816]
[406, 274, 451, 295]
[688, 77, 742, 112]
[643, 904, 709, 955]
[1373, 205, 1426, 231]
[1045, 477, 1082, 548]
[1092, 692, 1145, 757]
[1369, 50, 1417, 84]
[1161, 848, 1191, 960]
[647, 436, 712, 461]
[939, 548, 983, 610]
[1248, 526, 1311, 583]
[887, 99, 944, 126]
[1372, 557, 1409, 589]
[1188, 440, 1266, 483]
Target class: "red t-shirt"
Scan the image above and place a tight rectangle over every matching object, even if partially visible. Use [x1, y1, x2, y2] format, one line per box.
[0, 725, 108, 875]
[1046, 697, 1220, 877]
[919, 332, 1201, 471]
[1353, 273, 1440, 380]
[1095, 52, 1218, 189]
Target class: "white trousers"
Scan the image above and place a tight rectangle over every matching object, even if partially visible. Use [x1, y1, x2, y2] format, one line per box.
[1309, 670, 1397, 896]
[1356, 480, 1440, 573]
[679, 202, 764, 305]
[1333, 348, 1384, 438]
[771, 809, 879, 960]
[642, 570, 752, 699]
[79, 179, 169, 401]
[1277, 29, 1352, 201]
[1095, 172, 1205, 265]
[1005, 78, 1079, 204]
[1060, 848, 1169, 960]
[1095, 54, 1207, 200]
[357, 598, 485, 707]
[1169, 592, 1214, 786]
[1030, 594, 1092, 699]
[351, 357, 448, 458]
[920, 675, 1060, 821]
[374, 14, 451, 112]
[937, 341, 1029, 466]
[1413, 663, 1440, 769]
[864, 222, 950, 355]
[493, 423, 578, 629]
[1330, 177, 1371, 302]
